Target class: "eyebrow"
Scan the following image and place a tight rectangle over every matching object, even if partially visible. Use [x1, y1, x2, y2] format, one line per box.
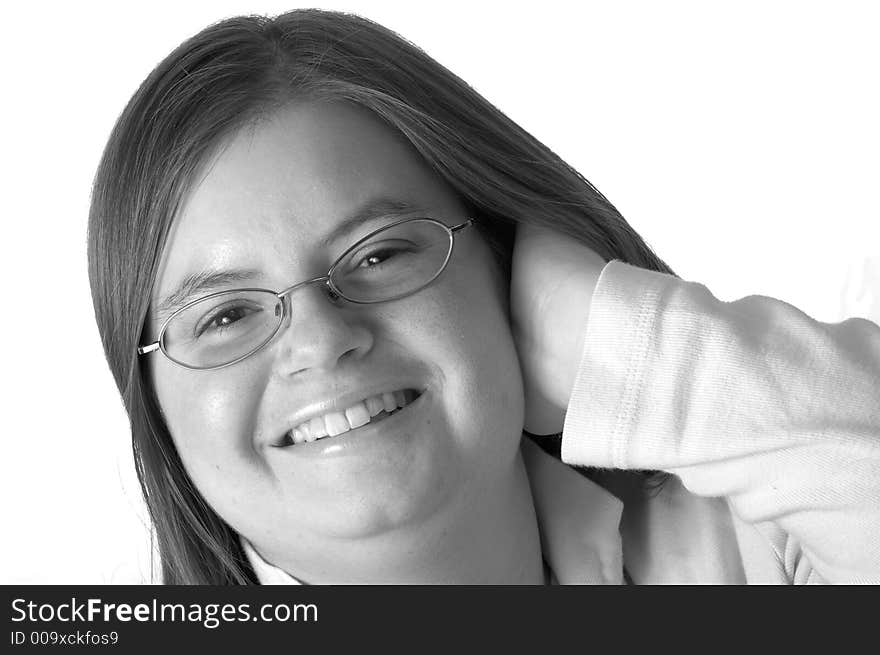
[154, 268, 262, 322]
[153, 197, 429, 321]
[318, 197, 427, 247]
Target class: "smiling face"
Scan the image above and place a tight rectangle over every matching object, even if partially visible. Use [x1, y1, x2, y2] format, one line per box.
[148, 101, 526, 581]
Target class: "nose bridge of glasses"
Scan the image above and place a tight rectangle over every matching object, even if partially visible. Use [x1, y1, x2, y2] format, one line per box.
[277, 275, 336, 302]
[271, 272, 362, 366]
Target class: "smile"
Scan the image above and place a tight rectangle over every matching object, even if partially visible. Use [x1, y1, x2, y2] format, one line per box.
[279, 389, 421, 446]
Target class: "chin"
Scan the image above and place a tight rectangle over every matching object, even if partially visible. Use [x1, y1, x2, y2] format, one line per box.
[320, 471, 460, 540]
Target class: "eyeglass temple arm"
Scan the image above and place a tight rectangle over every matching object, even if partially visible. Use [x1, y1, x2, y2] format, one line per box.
[137, 342, 160, 356]
[451, 218, 475, 232]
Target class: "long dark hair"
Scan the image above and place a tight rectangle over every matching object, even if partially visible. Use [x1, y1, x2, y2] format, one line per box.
[88, 9, 675, 584]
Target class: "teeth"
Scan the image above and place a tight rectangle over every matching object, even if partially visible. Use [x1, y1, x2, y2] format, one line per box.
[285, 390, 419, 446]
[308, 416, 328, 439]
[365, 395, 384, 417]
[345, 402, 371, 429]
[324, 411, 350, 437]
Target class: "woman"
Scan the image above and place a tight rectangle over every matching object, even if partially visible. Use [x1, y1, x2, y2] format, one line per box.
[88, 9, 880, 584]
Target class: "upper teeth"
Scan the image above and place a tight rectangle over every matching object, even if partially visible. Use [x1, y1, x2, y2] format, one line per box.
[286, 390, 414, 445]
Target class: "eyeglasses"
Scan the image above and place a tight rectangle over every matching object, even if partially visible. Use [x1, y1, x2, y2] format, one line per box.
[137, 217, 474, 370]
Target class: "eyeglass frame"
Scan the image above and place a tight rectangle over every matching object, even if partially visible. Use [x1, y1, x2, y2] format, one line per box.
[136, 217, 475, 371]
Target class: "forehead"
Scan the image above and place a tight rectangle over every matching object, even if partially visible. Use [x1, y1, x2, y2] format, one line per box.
[154, 101, 460, 297]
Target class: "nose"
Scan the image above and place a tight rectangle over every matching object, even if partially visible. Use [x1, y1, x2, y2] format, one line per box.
[269, 280, 373, 378]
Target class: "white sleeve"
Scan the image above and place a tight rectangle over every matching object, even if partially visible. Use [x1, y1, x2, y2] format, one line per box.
[561, 260, 880, 583]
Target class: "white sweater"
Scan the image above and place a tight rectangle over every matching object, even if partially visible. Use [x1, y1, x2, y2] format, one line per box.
[244, 260, 880, 584]
[560, 260, 880, 583]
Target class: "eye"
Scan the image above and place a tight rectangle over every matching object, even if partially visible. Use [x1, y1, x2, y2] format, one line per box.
[348, 239, 419, 272]
[195, 303, 260, 338]
[356, 246, 404, 268]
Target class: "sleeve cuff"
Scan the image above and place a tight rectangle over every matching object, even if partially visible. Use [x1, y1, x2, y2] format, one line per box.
[561, 260, 675, 469]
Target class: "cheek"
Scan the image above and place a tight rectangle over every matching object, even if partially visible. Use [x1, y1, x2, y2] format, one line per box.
[414, 255, 525, 458]
[458, 300, 524, 446]
[152, 362, 267, 482]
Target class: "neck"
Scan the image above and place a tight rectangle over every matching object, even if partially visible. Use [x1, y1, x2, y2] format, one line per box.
[271, 448, 545, 584]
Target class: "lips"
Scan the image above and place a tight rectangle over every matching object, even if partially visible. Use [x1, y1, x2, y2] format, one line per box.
[278, 389, 421, 446]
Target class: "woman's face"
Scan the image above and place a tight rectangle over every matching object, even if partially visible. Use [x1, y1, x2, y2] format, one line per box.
[149, 102, 525, 576]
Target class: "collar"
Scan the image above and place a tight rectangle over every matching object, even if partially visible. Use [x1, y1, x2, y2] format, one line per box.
[242, 437, 624, 584]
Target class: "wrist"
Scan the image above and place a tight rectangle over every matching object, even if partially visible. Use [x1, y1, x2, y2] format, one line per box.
[521, 303, 592, 435]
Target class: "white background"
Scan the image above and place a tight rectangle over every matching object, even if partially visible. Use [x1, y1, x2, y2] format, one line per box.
[1, 1, 877, 583]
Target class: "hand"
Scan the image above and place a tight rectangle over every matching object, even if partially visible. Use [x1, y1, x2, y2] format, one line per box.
[510, 223, 607, 435]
